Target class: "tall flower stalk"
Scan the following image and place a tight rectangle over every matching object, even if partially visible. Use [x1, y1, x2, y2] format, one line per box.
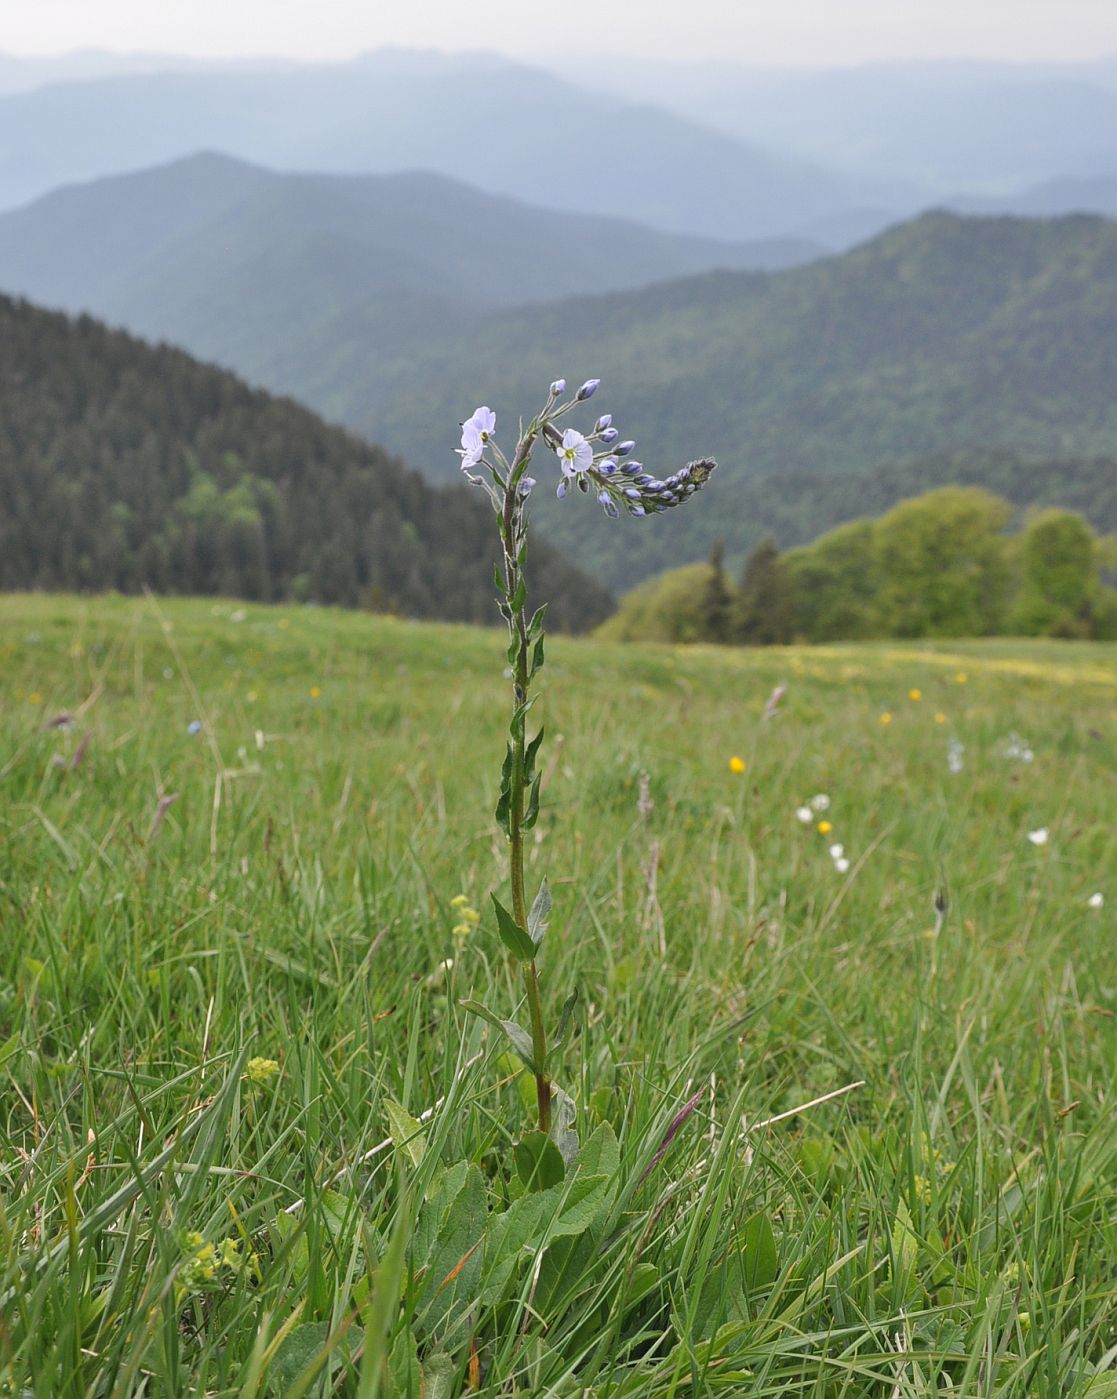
[457, 377, 716, 1148]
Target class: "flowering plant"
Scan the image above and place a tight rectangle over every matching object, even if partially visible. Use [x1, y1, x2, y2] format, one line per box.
[455, 377, 715, 1158]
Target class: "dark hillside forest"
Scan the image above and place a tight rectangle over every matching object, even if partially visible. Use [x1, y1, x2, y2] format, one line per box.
[0, 295, 612, 629]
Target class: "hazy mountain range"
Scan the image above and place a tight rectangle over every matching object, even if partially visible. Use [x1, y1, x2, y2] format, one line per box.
[3, 45, 1117, 601]
[571, 55, 1117, 195]
[3, 48, 1117, 241]
[2, 138, 1113, 591]
[0, 50, 915, 244]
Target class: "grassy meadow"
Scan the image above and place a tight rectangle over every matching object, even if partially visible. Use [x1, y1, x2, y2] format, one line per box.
[1, 592, 1116, 1396]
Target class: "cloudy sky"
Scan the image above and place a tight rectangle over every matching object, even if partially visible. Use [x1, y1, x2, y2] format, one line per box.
[5, 0, 1116, 66]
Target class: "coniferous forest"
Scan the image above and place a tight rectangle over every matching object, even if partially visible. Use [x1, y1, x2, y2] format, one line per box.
[0, 295, 613, 630]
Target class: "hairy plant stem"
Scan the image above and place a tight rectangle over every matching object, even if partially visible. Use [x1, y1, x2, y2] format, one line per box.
[501, 424, 551, 1134]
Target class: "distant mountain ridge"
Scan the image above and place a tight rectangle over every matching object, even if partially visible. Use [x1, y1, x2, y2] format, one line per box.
[0, 292, 611, 628]
[0, 152, 823, 399]
[0, 52, 915, 240]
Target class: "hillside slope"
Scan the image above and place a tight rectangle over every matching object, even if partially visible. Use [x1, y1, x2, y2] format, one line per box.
[0, 294, 611, 628]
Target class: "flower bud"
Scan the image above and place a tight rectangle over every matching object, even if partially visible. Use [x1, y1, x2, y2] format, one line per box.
[595, 414, 613, 431]
[550, 379, 566, 396]
[598, 490, 619, 518]
[556, 480, 567, 499]
[599, 426, 619, 443]
[615, 440, 635, 456]
[597, 457, 618, 474]
[519, 477, 536, 497]
[576, 378, 600, 400]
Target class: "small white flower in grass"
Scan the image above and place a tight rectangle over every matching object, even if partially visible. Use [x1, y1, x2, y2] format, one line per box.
[556, 428, 593, 478]
[795, 806, 813, 825]
[834, 857, 850, 873]
[1027, 828, 1049, 846]
[829, 844, 844, 860]
[809, 793, 830, 812]
[1088, 892, 1104, 909]
[458, 405, 495, 471]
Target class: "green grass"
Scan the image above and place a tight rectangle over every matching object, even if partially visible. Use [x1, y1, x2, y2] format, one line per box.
[1, 592, 1116, 1397]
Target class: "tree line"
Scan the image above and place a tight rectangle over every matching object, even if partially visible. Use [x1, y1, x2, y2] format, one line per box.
[599, 487, 1117, 645]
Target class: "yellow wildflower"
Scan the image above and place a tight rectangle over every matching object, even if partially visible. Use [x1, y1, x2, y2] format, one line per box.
[934, 712, 946, 724]
[244, 1056, 280, 1085]
[180, 1234, 219, 1288]
[220, 1238, 242, 1267]
[879, 711, 892, 726]
[817, 820, 832, 835]
[450, 894, 470, 909]
[955, 672, 968, 684]
[29, 691, 42, 705]
[908, 688, 922, 702]
[728, 755, 746, 775]
[309, 685, 321, 699]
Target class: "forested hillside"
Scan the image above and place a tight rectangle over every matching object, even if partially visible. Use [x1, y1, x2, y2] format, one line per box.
[360, 212, 1117, 587]
[707, 448, 1117, 570]
[0, 295, 612, 629]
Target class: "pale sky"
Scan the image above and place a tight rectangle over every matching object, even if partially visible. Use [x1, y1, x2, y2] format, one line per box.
[2, 0, 1116, 67]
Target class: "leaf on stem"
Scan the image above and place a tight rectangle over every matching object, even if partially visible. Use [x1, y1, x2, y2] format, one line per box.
[527, 879, 551, 948]
[459, 999, 539, 1071]
[490, 894, 535, 959]
[522, 774, 542, 831]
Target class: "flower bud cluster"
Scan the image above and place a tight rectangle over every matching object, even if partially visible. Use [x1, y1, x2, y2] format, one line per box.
[540, 377, 716, 520]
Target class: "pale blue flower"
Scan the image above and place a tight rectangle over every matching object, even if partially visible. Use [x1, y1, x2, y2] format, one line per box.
[556, 429, 593, 478]
[457, 405, 496, 471]
[550, 379, 566, 396]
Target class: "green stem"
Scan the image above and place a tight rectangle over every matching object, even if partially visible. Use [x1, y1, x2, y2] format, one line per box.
[501, 429, 551, 1134]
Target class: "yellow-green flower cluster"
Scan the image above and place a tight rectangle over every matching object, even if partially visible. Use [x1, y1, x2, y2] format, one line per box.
[450, 894, 480, 949]
[178, 1231, 246, 1297]
[244, 1056, 280, 1085]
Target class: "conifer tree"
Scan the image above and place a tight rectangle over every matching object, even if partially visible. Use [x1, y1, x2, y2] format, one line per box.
[733, 535, 795, 644]
[702, 539, 733, 643]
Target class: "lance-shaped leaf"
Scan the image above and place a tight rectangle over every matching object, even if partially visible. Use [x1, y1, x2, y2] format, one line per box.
[524, 726, 545, 778]
[490, 894, 535, 960]
[552, 988, 579, 1050]
[527, 603, 548, 639]
[528, 879, 551, 948]
[383, 1098, 427, 1170]
[522, 773, 542, 831]
[459, 1000, 539, 1072]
